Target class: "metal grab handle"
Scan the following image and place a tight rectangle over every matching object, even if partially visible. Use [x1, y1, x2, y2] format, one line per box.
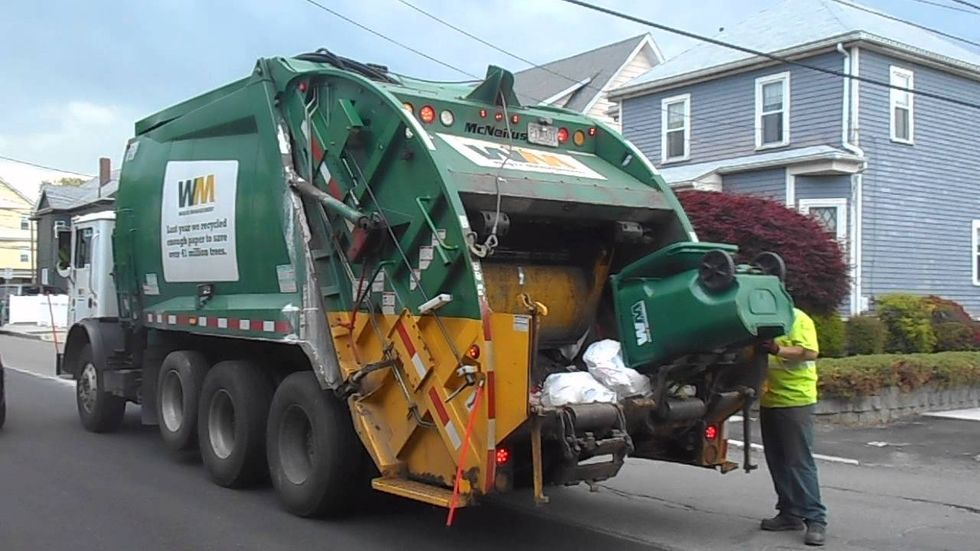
[416, 196, 455, 265]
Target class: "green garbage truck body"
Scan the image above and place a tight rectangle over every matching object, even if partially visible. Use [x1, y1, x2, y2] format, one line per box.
[60, 51, 793, 514]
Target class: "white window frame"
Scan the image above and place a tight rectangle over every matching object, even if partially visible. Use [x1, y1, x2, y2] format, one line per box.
[799, 198, 848, 241]
[890, 66, 914, 144]
[20, 216, 29, 231]
[661, 93, 691, 163]
[19, 248, 30, 263]
[755, 72, 791, 149]
[972, 220, 980, 286]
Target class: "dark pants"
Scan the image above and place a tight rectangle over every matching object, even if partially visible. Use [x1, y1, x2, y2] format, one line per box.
[760, 405, 827, 526]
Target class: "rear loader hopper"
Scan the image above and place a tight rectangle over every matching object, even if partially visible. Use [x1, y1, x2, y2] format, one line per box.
[63, 50, 794, 518]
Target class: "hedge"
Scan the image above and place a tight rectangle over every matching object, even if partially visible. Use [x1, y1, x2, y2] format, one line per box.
[813, 314, 845, 358]
[876, 294, 937, 353]
[846, 315, 887, 355]
[817, 352, 980, 398]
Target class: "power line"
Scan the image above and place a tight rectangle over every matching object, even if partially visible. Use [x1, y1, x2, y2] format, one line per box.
[830, 0, 980, 49]
[392, 0, 764, 136]
[0, 155, 92, 178]
[559, 0, 980, 112]
[950, 0, 980, 12]
[298, 0, 480, 79]
[395, 0, 595, 92]
[901, 0, 979, 15]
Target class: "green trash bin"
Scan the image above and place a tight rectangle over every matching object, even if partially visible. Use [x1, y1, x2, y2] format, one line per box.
[611, 242, 794, 371]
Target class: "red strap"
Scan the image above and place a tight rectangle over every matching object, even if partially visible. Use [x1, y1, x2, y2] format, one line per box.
[446, 383, 484, 527]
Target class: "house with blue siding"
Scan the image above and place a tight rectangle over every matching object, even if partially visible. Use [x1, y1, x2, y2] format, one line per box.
[609, 0, 980, 316]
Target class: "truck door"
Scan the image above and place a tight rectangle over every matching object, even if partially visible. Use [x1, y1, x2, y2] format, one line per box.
[69, 225, 95, 324]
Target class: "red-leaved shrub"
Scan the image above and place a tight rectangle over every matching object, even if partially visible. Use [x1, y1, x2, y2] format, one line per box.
[677, 190, 849, 315]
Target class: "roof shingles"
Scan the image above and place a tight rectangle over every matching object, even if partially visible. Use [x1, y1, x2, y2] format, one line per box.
[619, 0, 980, 92]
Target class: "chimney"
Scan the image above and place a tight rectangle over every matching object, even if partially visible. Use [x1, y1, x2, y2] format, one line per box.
[99, 157, 111, 186]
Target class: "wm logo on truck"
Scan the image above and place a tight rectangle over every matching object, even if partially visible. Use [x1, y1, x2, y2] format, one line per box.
[178, 175, 216, 207]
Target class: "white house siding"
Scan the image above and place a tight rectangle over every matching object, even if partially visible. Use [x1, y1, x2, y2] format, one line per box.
[590, 48, 659, 129]
[858, 49, 980, 315]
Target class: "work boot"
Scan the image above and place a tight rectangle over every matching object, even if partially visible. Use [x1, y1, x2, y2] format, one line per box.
[760, 513, 805, 531]
[804, 522, 826, 546]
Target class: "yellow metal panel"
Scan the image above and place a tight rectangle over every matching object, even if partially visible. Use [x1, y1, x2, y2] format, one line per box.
[371, 477, 468, 508]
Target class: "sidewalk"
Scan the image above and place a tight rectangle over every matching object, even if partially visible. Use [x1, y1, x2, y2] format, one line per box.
[0, 323, 65, 343]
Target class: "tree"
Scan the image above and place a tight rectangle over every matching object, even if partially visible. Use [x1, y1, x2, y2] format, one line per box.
[677, 190, 849, 315]
[42, 177, 86, 187]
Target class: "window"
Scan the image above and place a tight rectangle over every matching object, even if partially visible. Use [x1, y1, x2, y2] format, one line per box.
[661, 94, 690, 162]
[20, 216, 29, 231]
[20, 248, 30, 263]
[755, 72, 790, 148]
[799, 199, 847, 241]
[973, 220, 980, 286]
[74, 227, 93, 268]
[890, 66, 914, 143]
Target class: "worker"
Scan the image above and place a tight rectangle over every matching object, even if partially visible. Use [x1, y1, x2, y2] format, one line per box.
[759, 307, 827, 547]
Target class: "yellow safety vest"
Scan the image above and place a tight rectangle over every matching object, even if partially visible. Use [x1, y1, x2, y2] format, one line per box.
[761, 308, 820, 408]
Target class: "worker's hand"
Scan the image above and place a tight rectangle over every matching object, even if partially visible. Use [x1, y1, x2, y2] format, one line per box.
[760, 339, 780, 355]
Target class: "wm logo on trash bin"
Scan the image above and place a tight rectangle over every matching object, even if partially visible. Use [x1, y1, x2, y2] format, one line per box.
[631, 300, 652, 346]
[178, 174, 216, 208]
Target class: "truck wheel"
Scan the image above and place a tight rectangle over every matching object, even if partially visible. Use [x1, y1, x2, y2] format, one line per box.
[198, 361, 273, 488]
[157, 350, 209, 453]
[76, 344, 126, 433]
[267, 371, 366, 517]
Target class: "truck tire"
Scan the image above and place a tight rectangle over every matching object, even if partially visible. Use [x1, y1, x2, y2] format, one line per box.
[198, 360, 273, 488]
[267, 371, 366, 517]
[157, 350, 209, 453]
[76, 344, 126, 433]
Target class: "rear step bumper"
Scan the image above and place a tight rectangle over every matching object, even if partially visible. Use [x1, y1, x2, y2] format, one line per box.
[372, 477, 470, 509]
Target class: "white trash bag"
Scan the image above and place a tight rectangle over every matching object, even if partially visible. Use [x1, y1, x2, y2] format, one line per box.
[540, 371, 617, 407]
[582, 339, 652, 399]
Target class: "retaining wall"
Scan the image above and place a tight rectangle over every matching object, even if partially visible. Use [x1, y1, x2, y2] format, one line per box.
[815, 385, 980, 425]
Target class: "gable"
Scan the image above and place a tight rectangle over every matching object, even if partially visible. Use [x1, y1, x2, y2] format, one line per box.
[513, 34, 661, 112]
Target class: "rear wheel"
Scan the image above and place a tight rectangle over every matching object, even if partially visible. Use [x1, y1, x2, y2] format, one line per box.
[267, 371, 366, 517]
[198, 361, 273, 488]
[76, 344, 125, 433]
[157, 350, 209, 453]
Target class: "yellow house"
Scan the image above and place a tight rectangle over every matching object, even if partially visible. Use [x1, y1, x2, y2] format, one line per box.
[0, 177, 34, 284]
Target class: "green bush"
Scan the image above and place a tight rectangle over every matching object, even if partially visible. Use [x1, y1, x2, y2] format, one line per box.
[876, 294, 936, 353]
[846, 315, 887, 355]
[813, 313, 845, 358]
[934, 321, 976, 352]
[818, 352, 980, 398]
[926, 295, 980, 351]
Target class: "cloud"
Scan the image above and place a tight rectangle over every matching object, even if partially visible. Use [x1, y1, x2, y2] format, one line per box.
[0, 100, 135, 174]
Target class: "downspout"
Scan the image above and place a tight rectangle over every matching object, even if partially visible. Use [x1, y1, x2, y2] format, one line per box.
[838, 43, 866, 314]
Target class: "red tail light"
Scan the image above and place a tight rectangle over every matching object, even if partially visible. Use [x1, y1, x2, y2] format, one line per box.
[466, 344, 480, 360]
[479, 108, 488, 118]
[494, 112, 504, 122]
[511, 114, 520, 124]
[557, 127, 569, 144]
[419, 105, 436, 124]
[495, 448, 511, 465]
[705, 425, 718, 441]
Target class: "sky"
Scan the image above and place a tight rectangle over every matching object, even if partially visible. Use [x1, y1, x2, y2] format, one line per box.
[1, 0, 978, 176]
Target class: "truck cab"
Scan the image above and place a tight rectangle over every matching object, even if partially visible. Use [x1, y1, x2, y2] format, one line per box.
[66, 211, 118, 325]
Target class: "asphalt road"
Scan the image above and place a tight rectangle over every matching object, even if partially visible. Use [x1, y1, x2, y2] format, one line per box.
[2, 334, 979, 550]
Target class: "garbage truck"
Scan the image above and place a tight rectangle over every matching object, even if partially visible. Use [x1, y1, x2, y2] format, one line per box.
[59, 50, 795, 518]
